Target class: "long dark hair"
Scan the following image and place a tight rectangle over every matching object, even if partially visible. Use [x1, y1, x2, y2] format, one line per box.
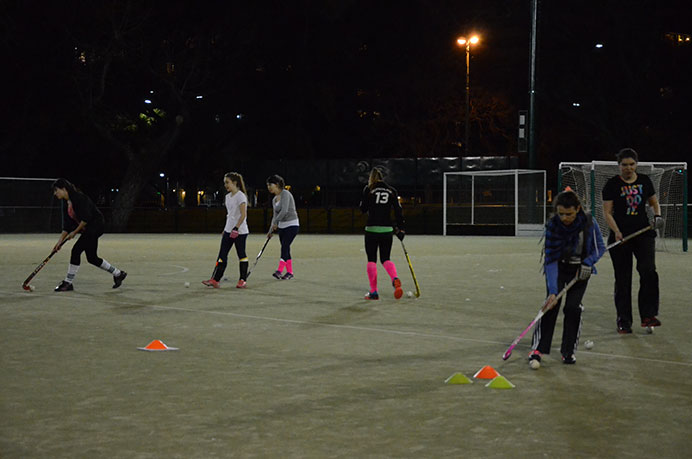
[51, 178, 79, 197]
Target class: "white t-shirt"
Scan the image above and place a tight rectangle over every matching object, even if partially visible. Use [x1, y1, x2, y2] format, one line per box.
[224, 191, 249, 234]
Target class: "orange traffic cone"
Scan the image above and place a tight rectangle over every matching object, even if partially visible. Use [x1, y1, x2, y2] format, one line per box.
[473, 365, 500, 379]
[137, 339, 179, 351]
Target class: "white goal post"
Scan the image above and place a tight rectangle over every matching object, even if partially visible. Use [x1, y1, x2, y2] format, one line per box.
[443, 169, 546, 237]
[558, 161, 688, 252]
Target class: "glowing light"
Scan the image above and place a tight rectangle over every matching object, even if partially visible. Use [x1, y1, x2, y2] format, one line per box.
[144, 99, 152, 104]
[457, 35, 480, 47]
[595, 43, 604, 48]
[159, 173, 165, 177]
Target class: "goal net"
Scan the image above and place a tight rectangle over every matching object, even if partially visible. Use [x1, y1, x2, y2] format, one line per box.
[443, 169, 546, 236]
[0, 177, 60, 233]
[558, 161, 688, 252]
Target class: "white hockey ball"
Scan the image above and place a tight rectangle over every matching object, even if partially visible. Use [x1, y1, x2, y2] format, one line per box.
[184, 282, 190, 288]
[406, 291, 413, 298]
[29, 285, 35, 292]
[584, 340, 594, 350]
[529, 359, 540, 370]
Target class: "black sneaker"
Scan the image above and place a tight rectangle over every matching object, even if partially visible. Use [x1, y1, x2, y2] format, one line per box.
[364, 291, 379, 300]
[562, 354, 576, 364]
[272, 271, 283, 280]
[281, 272, 294, 280]
[528, 350, 542, 370]
[617, 319, 632, 334]
[55, 281, 74, 292]
[113, 271, 127, 289]
[641, 317, 661, 328]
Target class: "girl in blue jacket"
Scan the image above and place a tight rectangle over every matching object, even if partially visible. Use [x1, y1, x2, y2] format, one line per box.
[529, 190, 605, 368]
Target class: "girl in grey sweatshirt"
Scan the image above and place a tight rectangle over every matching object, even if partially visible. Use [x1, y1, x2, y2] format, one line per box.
[266, 175, 300, 279]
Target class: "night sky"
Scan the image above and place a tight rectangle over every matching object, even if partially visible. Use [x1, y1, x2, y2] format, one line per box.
[2, 1, 691, 196]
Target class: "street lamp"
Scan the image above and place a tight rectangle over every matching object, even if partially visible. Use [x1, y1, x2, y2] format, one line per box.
[456, 35, 480, 155]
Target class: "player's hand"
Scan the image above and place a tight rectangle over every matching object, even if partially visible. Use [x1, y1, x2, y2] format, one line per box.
[654, 215, 665, 231]
[577, 264, 592, 281]
[266, 231, 273, 239]
[543, 294, 558, 311]
[615, 230, 624, 241]
[53, 241, 63, 252]
[66, 232, 77, 241]
[230, 227, 239, 239]
[395, 229, 405, 241]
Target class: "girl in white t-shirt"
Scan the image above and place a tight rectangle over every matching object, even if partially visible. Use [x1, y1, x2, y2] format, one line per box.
[202, 172, 250, 288]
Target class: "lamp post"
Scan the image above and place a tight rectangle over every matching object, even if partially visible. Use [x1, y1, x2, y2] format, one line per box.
[456, 35, 480, 156]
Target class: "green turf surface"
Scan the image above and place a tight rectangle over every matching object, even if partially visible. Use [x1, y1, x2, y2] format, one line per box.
[1, 234, 691, 458]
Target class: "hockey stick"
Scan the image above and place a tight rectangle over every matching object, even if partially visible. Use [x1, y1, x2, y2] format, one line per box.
[245, 234, 272, 279]
[502, 276, 579, 360]
[399, 239, 420, 298]
[22, 239, 69, 290]
[605, 224, 654, 250]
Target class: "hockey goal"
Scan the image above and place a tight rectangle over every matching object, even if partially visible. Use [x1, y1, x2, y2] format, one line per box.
[443, 169, 546, 237]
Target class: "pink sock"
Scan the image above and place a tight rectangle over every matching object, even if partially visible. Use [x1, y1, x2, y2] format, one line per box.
[277, 259, 286, 273]
[382, 260, 398, 281]
[366, 262, 378, 292]
[286, 259, 293, 274]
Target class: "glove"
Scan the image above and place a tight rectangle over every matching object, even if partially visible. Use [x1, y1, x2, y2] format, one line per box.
[230, 227, 239, 239]
[654, 215, 665, 231]
[577, 264, 592, 281]
[395, 229, 405, 241]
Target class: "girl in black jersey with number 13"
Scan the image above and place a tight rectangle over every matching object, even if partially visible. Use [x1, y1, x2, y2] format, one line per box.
[359, 167, 405, 300]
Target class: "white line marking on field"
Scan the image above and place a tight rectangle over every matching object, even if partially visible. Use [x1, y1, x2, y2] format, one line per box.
[159, 265, 190, 276]
[4, 291, 692, 368]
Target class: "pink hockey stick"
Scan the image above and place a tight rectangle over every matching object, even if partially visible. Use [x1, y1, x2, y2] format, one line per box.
[502, 277, 578, 360]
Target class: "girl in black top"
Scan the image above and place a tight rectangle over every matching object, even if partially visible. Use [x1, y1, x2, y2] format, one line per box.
[602, 148, 663, 333]
[52, 178, 127, 291]
[359, 168, 405, 300]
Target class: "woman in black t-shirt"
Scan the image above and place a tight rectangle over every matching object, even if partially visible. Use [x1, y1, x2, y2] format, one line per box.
[602, 149, 663, 333]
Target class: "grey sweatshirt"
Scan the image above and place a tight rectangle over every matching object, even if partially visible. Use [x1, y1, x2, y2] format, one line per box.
[271, 189, 299, 228]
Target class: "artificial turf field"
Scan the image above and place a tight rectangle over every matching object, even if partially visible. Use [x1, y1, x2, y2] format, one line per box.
[1, 233, 691, 458]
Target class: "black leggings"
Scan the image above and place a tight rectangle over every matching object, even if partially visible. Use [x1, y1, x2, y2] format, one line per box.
[364, 231, 393, 263]
[70, 232, 103, 267]
[278, 226, 299, 260]
[212, 232, 248, 281]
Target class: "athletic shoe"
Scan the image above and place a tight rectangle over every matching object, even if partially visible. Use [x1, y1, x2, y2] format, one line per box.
[54, 281, 74, 292]
[562, 354, 576, 364]
[364, 291, 379, 300]
[272, 271, 283, 280]
[113, 271, 127, 289]
[528, 350, 542, 369]
[641, 317, 661, 328]
[202, 279, 220, 288]
[617, 319, 632, 334]
[236, 280, 247, 289]
[392, 277, 403, 299]
[281, 272, 294, 280]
